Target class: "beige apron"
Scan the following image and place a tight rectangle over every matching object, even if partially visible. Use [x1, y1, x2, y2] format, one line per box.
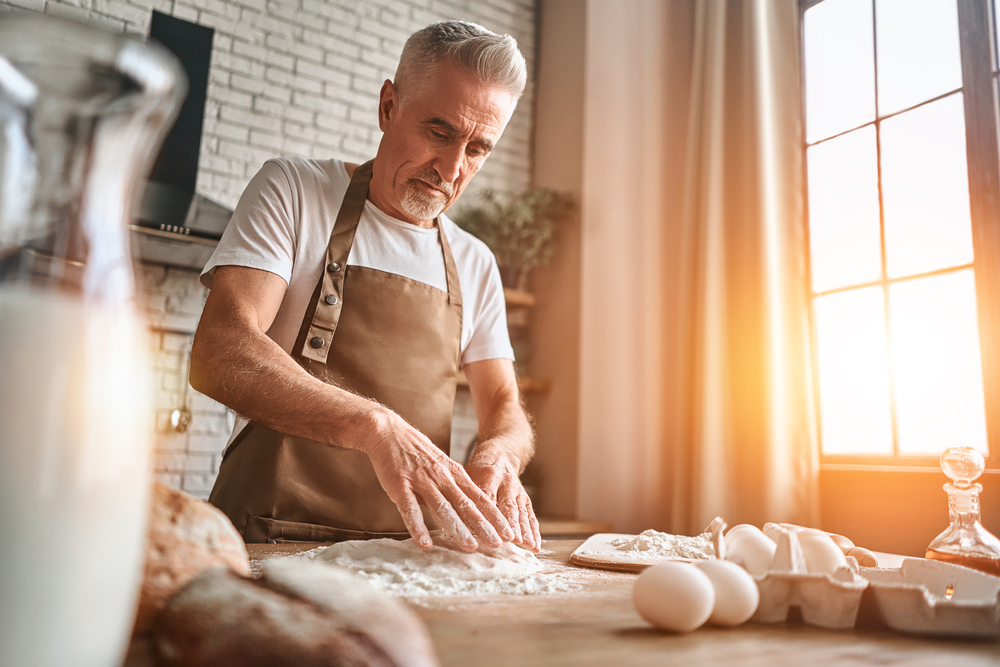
[209, 160, 463, 543]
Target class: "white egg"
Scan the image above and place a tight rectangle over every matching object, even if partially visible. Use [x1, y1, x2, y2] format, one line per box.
[694, 560, 760, 627]
[794, 528, 829, 540]
[826, 533, 855, 552]
[633, 562, 715, 633]
[725, 529, 776, 575]
[799, 533, 848, 575]
[724, 524, 769, 547]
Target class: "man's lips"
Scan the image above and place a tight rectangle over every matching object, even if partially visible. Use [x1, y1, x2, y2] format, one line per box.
[413, 178, 450, 197]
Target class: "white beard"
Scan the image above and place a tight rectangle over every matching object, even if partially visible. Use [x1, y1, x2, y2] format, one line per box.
[400, 180, 447, 221]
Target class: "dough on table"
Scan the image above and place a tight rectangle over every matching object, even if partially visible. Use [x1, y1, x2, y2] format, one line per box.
[320, 536, 540, 578]
[316, 536, 546, 597]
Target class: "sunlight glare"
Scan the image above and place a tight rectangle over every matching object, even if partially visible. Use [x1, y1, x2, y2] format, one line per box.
[804, 0, 876, 143]
[807, 127, 882, 292]
[815, 288, 893, 455]
[880, 94, 974, 278]
[875, 0, 963, 116]
[889, 271, 988, 455]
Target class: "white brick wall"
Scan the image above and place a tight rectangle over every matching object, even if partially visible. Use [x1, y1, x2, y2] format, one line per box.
[140, 265, 234, 498]
[0, 0, 533, 497]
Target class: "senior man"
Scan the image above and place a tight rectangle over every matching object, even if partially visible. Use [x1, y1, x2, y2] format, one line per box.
[191, 21, 539, 553]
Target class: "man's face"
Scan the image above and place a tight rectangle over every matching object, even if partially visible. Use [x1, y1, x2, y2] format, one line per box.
[371, 59, 516, 226]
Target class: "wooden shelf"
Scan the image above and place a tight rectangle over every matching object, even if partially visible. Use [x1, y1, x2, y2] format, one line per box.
[456, 370, 550, 393]
[503, 288, 536, 308]
[471, 288, 545, 392]
[537, 518, 613, 538]
[515, 376, 551, 393]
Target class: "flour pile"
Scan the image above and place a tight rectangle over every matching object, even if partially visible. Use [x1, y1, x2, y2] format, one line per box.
[608, 529, 714, 560]
[308, 538, 580, 597]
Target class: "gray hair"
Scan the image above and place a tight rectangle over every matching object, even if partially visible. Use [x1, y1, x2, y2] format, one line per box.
[395, 21, 527, 101]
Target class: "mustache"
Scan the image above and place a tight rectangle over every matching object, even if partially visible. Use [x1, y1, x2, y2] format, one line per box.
[410, 170, 453, 197]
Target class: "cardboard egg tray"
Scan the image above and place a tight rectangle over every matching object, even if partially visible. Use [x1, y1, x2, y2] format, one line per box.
[859, 558, 1000, 639]
[724, 522, 1000, 637]
[748, 525, 868, 629]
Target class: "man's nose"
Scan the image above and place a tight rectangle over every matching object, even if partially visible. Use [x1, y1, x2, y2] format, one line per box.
[433, 145, 463, 185]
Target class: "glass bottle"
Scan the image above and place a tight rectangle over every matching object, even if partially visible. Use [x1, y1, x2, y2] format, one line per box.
[925, 446, 1000, 577]
[0, 13, 184, 667]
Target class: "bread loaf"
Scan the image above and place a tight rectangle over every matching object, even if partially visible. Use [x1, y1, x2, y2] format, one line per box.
[153, 561, 440, 667]
[134, 483, 249, 633]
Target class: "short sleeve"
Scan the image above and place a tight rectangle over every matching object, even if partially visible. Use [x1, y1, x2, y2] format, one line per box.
[201, 160, 298, 289]
[460, 254, 515, 366]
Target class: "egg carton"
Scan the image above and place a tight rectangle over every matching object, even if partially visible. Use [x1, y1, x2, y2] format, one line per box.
[713, 519, 1000, 636]
[745, 524, 868, 629]
[858, 558, 1000, 639]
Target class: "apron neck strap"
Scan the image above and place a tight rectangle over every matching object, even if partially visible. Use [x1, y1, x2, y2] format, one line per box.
[437, 217, 463, 307]
[328, 159, 373, 258]
[295, 160, 372, 364]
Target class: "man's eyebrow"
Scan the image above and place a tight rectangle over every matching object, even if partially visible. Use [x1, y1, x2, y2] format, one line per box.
[423, 116, 459, 133]
[422, 116, 495, 153]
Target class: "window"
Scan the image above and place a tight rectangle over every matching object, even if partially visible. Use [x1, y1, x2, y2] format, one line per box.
[801, 0, 1000, 467]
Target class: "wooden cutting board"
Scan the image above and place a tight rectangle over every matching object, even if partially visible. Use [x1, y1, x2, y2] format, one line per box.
[569, 533, 710, 574]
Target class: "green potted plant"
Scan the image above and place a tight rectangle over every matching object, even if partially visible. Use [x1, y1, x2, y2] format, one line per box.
[452, 187, 574, 290]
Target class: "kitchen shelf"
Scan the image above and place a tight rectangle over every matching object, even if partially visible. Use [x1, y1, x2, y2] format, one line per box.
[456, 370, 550, 393]
[454, 288, 547, 394]
[537, 518, 613, 538]
[503, 288, 536, 308]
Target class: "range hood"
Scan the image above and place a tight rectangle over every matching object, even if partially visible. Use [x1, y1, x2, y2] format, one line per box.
[132, 10, 227, 271]
[131, 193, 230, 270]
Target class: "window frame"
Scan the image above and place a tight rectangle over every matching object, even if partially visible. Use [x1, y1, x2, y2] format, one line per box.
[799, 0, 1000, 470]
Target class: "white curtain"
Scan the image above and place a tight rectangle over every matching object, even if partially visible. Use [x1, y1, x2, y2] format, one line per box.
[576, 0, 820, 533]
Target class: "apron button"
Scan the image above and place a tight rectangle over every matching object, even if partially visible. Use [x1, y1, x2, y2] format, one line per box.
[325, 294, 338, 305]
[327, 262, 342, 273]
[309, 336, 325, 349]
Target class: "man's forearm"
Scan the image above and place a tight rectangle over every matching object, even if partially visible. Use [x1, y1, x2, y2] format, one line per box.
[463, 358, 535, 471]
[470, 394, 534, 472]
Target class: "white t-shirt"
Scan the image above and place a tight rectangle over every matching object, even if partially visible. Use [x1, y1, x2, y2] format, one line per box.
[201, 157, 514, 366]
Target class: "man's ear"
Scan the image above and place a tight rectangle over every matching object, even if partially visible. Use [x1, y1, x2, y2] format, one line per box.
[378, 79, 397, 132]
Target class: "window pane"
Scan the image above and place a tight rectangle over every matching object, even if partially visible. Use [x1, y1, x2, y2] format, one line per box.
[880, 94, 974, 277]
[875, 0, 963, 115]
[889, 271, 988, 455]
[804, 0, 876, 143]
[815, 287, 893, 455]
[807, 127, 882, 292]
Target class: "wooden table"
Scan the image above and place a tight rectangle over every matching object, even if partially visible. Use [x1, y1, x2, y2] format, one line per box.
[248, 540, 1000, 666]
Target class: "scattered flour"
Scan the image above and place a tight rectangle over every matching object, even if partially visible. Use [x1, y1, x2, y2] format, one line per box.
[275, 539, 587, 599]
[601, 530, 715, 560]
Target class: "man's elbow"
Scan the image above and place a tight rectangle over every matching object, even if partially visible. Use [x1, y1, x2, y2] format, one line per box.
[188, 330, 218, 398]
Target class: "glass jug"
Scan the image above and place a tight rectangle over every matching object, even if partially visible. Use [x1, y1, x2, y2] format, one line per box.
[0, 13, 184, 667]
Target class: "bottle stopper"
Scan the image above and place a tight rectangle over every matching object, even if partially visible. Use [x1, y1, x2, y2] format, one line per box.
[940, 446, 985, 489]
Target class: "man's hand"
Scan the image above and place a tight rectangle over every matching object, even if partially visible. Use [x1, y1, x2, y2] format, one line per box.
[362, 408, 516, 552]
[466, 446, 541, 552]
